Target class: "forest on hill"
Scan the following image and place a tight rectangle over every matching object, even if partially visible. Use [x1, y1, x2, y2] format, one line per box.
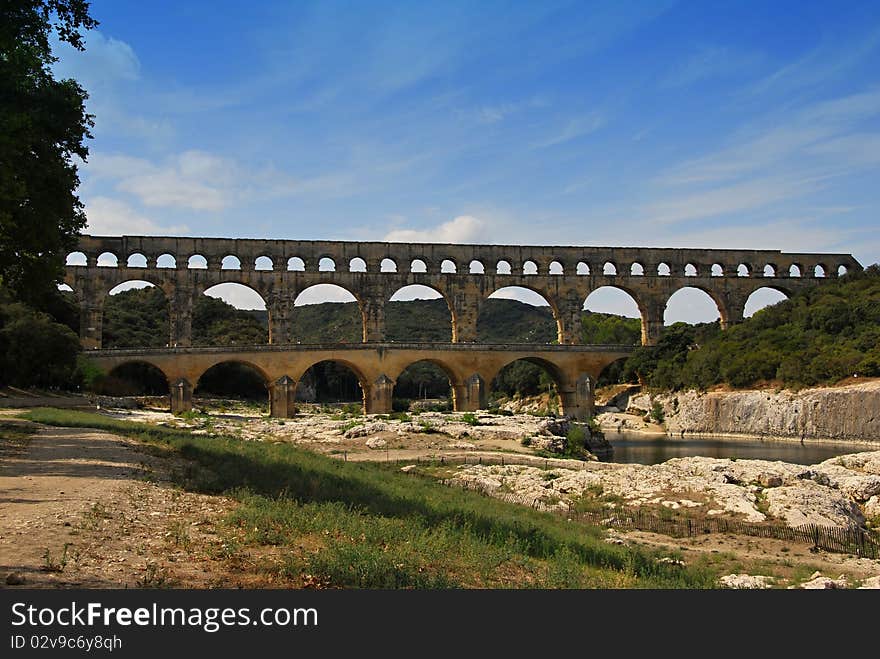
[624, 265, 880, 390]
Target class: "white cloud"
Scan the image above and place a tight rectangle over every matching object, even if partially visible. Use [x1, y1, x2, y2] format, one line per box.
[84, 197, 189, 235]
[53, 30, 140, 85]
[87, 151, 233, 211]
[384, 215, 490, 244]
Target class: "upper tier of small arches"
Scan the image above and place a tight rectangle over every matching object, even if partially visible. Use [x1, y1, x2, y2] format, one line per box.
[66, 249, 853, 280]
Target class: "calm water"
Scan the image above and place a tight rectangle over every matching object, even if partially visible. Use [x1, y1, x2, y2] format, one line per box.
[603, 432, 876, 465]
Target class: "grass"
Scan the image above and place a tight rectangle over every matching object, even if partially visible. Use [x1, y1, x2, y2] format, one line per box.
[22, 408, 720, 589]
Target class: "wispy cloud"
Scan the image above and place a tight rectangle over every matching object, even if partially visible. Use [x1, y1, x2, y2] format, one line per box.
[531, 113, 604, 149]
[748, 26, 880, 97]
[661, 45, 763, 88]
[641, 177, 819, 225]
[660, 88, 880, 185]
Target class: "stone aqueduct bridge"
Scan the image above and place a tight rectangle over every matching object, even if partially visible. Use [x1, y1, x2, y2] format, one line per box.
[64, 235, 860, 418]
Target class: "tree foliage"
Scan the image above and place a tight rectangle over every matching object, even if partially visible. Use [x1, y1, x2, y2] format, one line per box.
[1, 0, 97, 305]
[0, 297, 80, 387]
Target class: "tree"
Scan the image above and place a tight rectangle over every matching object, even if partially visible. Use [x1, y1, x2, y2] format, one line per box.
[0, 1, 97, 306]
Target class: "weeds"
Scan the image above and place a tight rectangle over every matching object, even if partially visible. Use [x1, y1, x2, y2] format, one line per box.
[42, 543, 72, 572]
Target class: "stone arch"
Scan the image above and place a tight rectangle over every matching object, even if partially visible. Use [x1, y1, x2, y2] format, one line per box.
[350, 257, 367, 273]
[664, 286, 725, 326]
[441, 259, 457, 274]
[603, 261, 617, 276]
[496, 260, 512, 275]
[469, 260, 485, 274]
[814, 264, 826, 278]
[287, 256, 305, 272]
[102, 280, 169, 349]
[188, 254, 208, 269]
[102, 360, 169, 396]
[711, 263, 724, 277]
[97, 251, 118, 267]
[737, 263, 751, 277]
[684, 263, 698, 277]
[789, 264, 802, 277]
[198, 283, 269, 345]
[523, 259, 538, 275]
[583, 286, 646, 340]
[292, 283, 362, 343]
[126, 253, 148, 268]
[157, 253, 176, 268]
[481, 285, 559, 344]
[763, 264, 776, 277]
[549, 260, 564, 275]
[255, 255, 274, 271]
[194, 360, 270, 404]
[837, 264, 848, 277]
[387, 284, 453, 342]
[744, 286, 790, 318]
[297, 359, 368, 413]
[657, 262, 671, 276]
[487, 356, 566, 414]
[318, 256, 336, 272]
[410, 258, 428, 273]
[221, 255, 241, 270]
[380, 258, 397, 273]
[392, 358, 456, 408]
[596, 356, 634, 387]
[630, 262, 644, 276]
[576, 262, 590, 275]
[66, 251, 87, 266]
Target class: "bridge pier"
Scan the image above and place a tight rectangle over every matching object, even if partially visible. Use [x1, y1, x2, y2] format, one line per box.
[170, 378, 193, 414]
[79, 302, 103, 350]
[366, 374, 394, 414]
[269, 375, 297, 417]
[169, 286, 193, 347]
[559, 374, 594, 421]
[456, 373, 487, 412]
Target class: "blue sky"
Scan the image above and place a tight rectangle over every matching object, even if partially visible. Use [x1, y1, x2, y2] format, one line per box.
[54, 1, 880, 318]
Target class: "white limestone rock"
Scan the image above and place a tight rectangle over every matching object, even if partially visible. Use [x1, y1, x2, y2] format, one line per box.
[343, 422, 387, 438]
[719, 574, 774, 589]
[857, 575, 880, 589]
[765, 481, 866, 529]
[365, 438, 387, 449]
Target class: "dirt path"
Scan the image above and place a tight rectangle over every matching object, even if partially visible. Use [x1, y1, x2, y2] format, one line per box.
[0, 424, 234, 588]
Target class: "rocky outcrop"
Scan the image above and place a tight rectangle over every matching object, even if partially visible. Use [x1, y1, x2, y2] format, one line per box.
[630, 380, 880, 442]
[446, 451, 880, 530]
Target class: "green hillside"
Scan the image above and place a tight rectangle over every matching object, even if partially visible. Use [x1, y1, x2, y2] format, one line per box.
[624, 265, 880, 390]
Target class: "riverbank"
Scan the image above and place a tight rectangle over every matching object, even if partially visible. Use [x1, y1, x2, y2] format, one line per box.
[619, 379, 880, 443]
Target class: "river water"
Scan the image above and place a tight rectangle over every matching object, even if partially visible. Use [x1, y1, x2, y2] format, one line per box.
[603, 432, 876, 465]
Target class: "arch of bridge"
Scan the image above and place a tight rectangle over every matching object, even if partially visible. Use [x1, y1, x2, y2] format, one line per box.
[65, 235, 861, 350]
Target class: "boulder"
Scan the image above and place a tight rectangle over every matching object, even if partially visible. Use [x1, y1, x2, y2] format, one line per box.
[365, 438, 387, 449]
[719, 574, 774, 589]
[343, 422, 387, 439]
